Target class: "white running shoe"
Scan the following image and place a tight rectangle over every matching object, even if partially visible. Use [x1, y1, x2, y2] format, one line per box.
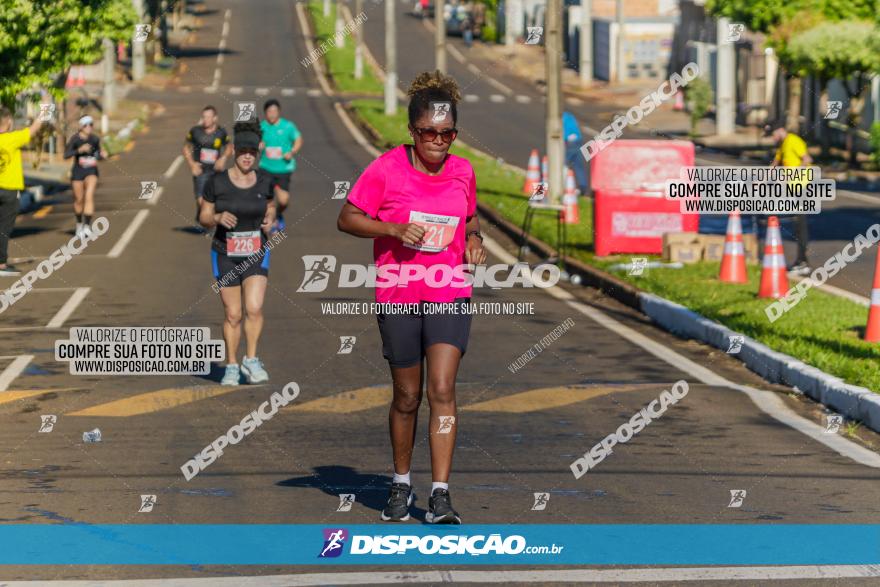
[240, 356, 269, 384]
[75, 223, 84, 238]
[221, 364, 241, 386]
[81, 224, 93, 240]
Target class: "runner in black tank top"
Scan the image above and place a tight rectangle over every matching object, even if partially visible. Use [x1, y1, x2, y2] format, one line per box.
[199, 119, 282, 387]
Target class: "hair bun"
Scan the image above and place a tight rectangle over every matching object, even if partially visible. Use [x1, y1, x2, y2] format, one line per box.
[407, 70, 462, 104]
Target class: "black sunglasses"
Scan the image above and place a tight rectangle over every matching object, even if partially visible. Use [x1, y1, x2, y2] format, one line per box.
[413, 127, 458, 143]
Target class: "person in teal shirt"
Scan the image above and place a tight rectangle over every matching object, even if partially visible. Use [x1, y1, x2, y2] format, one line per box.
[259, 99, 302, 230]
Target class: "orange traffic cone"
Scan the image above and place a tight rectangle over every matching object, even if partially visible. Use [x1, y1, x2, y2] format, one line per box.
[561, 167, 580, 224]
[757, 216, 789, 298]
[522, 149, 541, 195]
[719, 211, 748, 283]
[864, 249, 880, 341]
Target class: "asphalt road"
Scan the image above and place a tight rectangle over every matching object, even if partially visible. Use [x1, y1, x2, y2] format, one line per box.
[2, 1, 880, 585]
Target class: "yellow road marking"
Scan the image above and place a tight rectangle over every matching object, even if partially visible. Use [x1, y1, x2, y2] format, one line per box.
[33, 205, 53, 219]
[462, 383, 665, 413]
[0, 388, 77, 406]
[68, 385, 256, 417]
[286, 385, 391, 413]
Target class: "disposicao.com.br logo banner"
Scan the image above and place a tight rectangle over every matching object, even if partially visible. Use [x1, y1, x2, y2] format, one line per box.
[2, 524, 880, 565]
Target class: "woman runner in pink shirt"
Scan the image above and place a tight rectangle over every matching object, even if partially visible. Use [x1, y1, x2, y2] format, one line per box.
[338, 71, 486, 524]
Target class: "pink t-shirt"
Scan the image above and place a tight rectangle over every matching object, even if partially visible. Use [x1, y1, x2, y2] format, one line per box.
[347, 145, 477, 304]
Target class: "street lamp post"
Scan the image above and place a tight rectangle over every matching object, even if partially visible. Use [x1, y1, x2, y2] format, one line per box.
[546, 0, 563, 206]
[384, 0, 397, 115]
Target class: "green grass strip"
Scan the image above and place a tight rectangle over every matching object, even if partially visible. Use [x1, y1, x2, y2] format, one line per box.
[306, 1, 383, 95]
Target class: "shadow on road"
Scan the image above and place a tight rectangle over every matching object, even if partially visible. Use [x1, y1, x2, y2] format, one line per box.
[277, 465, 428, 521]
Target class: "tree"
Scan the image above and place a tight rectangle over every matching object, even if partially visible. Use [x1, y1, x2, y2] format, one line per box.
[0, 0, 137, 108]
[787, 21, 880, 165]
[686, 77, 714, 137]
[705, 0, 876, 133]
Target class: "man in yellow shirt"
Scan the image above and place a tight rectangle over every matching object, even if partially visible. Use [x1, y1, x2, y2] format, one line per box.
[0, 106, 47, 276]
[769, 122, 812, 275]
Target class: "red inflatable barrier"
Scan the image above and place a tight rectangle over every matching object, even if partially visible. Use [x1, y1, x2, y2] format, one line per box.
[591, 139, 697, 256]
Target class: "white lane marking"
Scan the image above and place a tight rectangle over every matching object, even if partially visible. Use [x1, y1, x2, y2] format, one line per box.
[203, 86, 218, 94]
[107, 209, 150, 259]
[218, 38, 227, 50]
[489, 94, 505, 103]
[515, 95, 532, 104]
[837, 189, 879, 205]
[10, 566, 880, 585]
[306, 88, 323, 97]
[179, 86, 192, 93]
[281, 88, 295, 96]
[163, 155, 184, 180]
[255, 87, 269, 96]
[483, 71, 515, 96]
[333, 103, 380, 158]
[217, 53, 225, 65]
[221, 20, 229, 37]
[464, 94, 479, 103]
[146, 186, 163, 206]
[447, 43, 468, 65]
[229, 86, 243, 95]
[295, 1, 333, 96]
[0, 355, 34, 392]
[45, 287, 90, 329]
[481, 236, 880, 469]
[467, 63, 481, 75]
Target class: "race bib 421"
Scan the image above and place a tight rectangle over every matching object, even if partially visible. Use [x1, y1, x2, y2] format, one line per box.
[403, 211, 460, 252]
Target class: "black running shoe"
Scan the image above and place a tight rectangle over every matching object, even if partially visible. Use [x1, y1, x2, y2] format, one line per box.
[426, 488, 461, 524]
[0, 265, 21, 276]
[380, 482, 413, 522]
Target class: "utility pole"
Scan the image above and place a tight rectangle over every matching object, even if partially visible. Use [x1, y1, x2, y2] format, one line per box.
[615, 0, 624, 82]
[716, 17, 735, 135]
[545, 0, 563, 206]
[102, 38, 117, 117]
[504, 0, 514, 50]
[579, 0, 592, 84]
[435, 0, 446, 72]
[132, 0, 145, 81]
[384, 0, 397, 115]
[354, 0, 364, 79]
[335, 1, 345, 48]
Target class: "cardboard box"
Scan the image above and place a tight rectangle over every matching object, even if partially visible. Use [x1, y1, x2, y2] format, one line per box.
[742, 233, 758, 263]
[699, 234, 727, 262]
[662, 232, 699, 261]
[668, 242, 703, 264]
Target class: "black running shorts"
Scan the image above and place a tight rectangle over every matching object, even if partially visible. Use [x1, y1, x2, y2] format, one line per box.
[71, 166, 98, 181]
[376, 298, 472, 368]
[267, 172, 291, 192]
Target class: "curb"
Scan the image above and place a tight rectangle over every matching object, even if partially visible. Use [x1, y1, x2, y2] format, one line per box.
[639, 294, 880, 432]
